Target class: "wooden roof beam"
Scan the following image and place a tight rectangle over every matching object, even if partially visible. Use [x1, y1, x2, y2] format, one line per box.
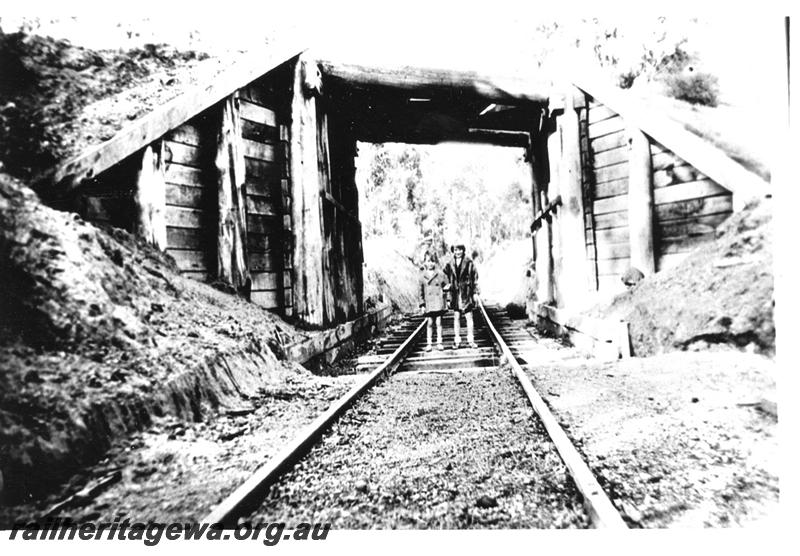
[479, 103, 497, 116]
[318, 59, 549, 105]
[357, 126, 530, 148]
[478, 103, 516, 117]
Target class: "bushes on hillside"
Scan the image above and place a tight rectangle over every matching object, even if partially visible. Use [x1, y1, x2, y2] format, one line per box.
[663, 69, 720, 107]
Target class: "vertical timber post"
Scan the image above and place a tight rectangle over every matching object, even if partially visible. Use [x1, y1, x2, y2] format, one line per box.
[579, 97, 599, 292]
[290, 53, 326, 326]
[527, 124, 542, 267]
[134, 142, 167, 250]
[626, 125, 656, 275]
[538, 114, 558, 305]
[557, 86, 587, 309]
[527, 140, 538, 265]
[317, 105, 336, 323]
[216, 94, 250, 289]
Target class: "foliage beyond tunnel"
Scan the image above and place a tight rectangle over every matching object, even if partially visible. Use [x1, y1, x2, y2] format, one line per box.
[357, 142, 532, 264]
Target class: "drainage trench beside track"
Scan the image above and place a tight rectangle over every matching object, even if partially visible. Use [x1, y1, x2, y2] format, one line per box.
[240, 308, 592, 528]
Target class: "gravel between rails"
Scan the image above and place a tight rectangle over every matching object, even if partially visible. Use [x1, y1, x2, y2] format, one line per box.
[249, 366, 591, 528]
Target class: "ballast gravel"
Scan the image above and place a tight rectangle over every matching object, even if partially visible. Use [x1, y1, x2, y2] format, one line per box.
[250, 367, 591, 528]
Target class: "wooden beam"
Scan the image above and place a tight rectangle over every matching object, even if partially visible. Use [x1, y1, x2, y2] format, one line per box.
[530, 195, 562, 231]
[574, 77, 769, 210]
[538, 114, 561, 306]
[527, 128, 544, 264]
[579, 99, 600, 293]
[533, 219, 554, 305]
[528, 143, 541, 216]
[43, 44, 303, 192]
[356, 126, 530, 147]
[285, 303, 391, 363]
[216, 95, 250, 289]
[317, 106, 337, 325]
[627, 125, 656, 275]
[318, 59, 549, 104]
[322, 191, 361, 225]
[556, 86, 588, 309]
[290, 53, 326, 326]
[134, 142, 167, 249]
[464, 129, 530, 146]
[532, 302, 631, 360]
[595, 179, 729, 214]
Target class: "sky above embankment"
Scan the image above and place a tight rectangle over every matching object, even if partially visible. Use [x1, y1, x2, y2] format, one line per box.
[1, 2, 786, 109]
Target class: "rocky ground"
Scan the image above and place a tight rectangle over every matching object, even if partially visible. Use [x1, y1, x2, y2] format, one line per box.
[589, 197, 774, 357]
[0, 318, 396, 526]
[1, 367, 357, 525]
[513, 322, 778, 527]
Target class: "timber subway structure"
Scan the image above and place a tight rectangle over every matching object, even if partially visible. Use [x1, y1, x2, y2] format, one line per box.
[38, 46, 769, 333]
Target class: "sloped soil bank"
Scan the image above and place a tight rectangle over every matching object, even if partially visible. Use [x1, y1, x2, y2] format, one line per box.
[0, 173, 310, 511]
[1, 369, 358, 525]
[363, 236, 421, 313]
[0, 29, 229, 180]
[590, 198, 774, 357]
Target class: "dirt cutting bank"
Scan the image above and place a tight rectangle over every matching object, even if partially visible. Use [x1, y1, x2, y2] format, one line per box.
[363, 236, 421, 314]
[0, 32, 319, 510]
[590, 197, 774, 357]
[0, 29, 230, 180]
[0, 173, 312, 507]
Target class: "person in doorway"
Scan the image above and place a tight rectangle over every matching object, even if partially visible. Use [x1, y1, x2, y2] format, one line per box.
[443, 243, 480, 349]
[418, 251, 447, 351]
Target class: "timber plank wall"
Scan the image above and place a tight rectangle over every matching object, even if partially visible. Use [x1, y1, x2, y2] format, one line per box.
[70, 62, 296, 316]
[164, 109, 216, 282]
[582, 95, 733, 293]
[63, 55, 365, 327]
[321, 99, 363, 323]
[238, 74, 293, 315]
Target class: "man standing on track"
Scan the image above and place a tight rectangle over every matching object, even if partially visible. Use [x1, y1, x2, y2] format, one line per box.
[443, 243, 480, 349]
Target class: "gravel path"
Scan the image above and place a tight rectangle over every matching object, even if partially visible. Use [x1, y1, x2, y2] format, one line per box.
[250, 366, 591, 528]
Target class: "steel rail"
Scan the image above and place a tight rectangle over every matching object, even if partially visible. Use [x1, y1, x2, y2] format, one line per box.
[202, 319, 426, 526]
[478, 300, 628, 529]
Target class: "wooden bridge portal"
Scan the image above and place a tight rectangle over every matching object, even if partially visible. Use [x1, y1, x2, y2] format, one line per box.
[41, 46, 770, 329]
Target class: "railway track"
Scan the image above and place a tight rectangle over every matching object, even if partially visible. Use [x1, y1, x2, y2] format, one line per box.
[204, 303, 627, 528]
